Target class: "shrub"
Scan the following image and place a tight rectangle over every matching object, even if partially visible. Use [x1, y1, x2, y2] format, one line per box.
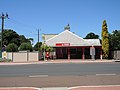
[6, 43, 18, 52]
[19, 43, 33, 52]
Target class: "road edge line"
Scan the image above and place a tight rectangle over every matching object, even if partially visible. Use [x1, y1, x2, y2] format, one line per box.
[68, 85, 120, 90]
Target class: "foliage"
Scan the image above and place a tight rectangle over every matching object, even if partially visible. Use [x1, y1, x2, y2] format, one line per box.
[34, 42, 42, 51]
[101, 20, 109, 59]
[3, 29, 20, 46]
[40, 44, 54, 52]
[46, 46, 54, 52]
[2, 29, 33, 48]
[28, 38, 34, 45]
[19, 35, 27, 44]
[109, 30, 120, 50]
[84, 32, 99, 39]
[0, 59, 12, 62]
[19, 43, 33, 52]
[6, 43, 18, 52]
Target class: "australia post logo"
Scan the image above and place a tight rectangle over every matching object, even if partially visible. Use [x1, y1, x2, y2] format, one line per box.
[56, 43, 70, 46]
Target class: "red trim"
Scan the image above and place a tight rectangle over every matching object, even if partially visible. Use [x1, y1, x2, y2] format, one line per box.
[54, 46, 102, 48]
[56, 43, 70, 46]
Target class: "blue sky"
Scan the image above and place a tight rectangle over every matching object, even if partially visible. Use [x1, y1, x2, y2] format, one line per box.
[0, 0, 120, 45]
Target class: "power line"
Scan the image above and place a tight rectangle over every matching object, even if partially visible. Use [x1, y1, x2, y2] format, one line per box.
[8, 18, 37, 30]
[1, 16, 43, 46]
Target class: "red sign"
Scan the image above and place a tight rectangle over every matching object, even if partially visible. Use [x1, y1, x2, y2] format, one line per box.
[56, 43, 70, 46]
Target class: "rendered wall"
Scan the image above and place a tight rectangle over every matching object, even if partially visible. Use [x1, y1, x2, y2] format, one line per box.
[28, 52, 38, 62]
[5, 52, 39, 62]
[13, 52, 28, 62]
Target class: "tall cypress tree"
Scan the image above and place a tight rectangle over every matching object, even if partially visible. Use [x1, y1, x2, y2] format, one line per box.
[102, 20, 109, 59]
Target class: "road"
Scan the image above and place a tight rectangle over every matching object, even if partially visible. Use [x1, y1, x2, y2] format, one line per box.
[0, 62, 120, 87]
[0, 62, 120, 77]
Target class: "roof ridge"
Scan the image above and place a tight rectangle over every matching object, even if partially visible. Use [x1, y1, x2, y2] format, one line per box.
[46, 30, 67, 42]
[66, 30, 84, 41]
[46, 30, 84, 42]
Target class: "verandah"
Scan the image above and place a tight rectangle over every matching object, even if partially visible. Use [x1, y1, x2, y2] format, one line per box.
[55, 46, 102, 59]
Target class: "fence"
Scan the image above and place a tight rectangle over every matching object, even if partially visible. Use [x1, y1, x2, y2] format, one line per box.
[113, 50, 120, 60]
[3, 51, 39, 62]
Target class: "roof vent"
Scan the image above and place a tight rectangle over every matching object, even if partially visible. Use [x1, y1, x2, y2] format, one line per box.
[64, 24, 70, 31]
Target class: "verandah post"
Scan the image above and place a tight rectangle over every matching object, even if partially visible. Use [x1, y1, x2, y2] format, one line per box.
[68, 48, 70, 60]
[82, 48, 85, 60]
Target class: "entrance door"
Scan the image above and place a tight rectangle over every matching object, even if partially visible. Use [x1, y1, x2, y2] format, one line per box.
[56, 48, 68, 59]
[56, 47, 83, 59]
[70, 48, 82, 59]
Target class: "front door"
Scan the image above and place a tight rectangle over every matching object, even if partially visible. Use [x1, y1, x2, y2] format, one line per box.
[70, 48, 82, 59]
[56, 48, 68, 59]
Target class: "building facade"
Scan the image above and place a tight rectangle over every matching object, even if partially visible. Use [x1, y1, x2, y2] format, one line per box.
[43, 25, 102, 60]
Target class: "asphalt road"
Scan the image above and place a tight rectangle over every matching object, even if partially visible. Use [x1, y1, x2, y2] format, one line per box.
[0, 62, 120, 87]
[0, 62, 120, 77]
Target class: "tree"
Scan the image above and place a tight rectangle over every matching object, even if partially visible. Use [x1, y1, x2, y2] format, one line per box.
[19, 35, 27, 44]
[3, 29, 20, 47]
[40, 44, 54, 52]
[2, 29, 33, 49]
[109, 30, 120, 50]
[46, 46, 54, 52]
[84, 32, 99, 39]
[19, 43, 33, 52]
[102, 20, 109, 59]
[6, 43, 18, 52]
[34, 42, 42, 51]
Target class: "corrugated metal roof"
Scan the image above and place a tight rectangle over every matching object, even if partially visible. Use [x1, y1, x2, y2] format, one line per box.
[45, 30, 101, 47]
[84, 39, 101, 46]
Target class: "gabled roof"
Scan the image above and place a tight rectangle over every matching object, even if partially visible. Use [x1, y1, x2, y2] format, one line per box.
[44, 34, 57, 41]
[45, 30, 101, 47]
[84, 39, 101, 46]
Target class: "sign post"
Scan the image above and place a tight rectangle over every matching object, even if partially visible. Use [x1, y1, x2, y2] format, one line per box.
[90, 45, 95, 60]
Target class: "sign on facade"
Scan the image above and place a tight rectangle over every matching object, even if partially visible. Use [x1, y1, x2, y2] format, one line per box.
[56, 43, 70, 46]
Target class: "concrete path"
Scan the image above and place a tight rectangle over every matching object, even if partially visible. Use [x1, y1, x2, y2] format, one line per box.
[0, 87, 68, 90]
[0, 87, 39, 90]
[0, 59, 117, 66]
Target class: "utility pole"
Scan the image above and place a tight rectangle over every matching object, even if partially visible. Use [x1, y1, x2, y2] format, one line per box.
[38, 29, 40, 51]
[0, 13, 9, 58]
[42, 34, 46, 61]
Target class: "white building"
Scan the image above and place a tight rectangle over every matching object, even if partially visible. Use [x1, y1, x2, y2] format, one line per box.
[43, 25, 102, 59]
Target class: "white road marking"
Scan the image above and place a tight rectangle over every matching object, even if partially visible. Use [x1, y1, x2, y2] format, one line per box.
[29, 75, 48, 77]
[68, 85, 120, 89]
[96, 73, 116, 76]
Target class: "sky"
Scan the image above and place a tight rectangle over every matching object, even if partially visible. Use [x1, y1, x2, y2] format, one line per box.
[0, 0, 120, 45]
